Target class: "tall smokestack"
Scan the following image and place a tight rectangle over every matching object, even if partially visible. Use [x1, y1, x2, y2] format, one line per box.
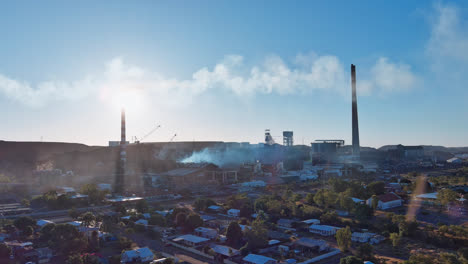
[121, 108, 126, 144]
[114, 108, 126, 194]
[351, 64, 360, 157]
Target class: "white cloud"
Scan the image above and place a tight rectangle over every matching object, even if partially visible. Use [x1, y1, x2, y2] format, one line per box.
[359, 57, 419, 94]
[427, 3, 468, 65]
[0, 53, 417, 108]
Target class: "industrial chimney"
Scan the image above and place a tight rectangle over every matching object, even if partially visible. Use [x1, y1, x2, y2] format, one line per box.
[351, 64, 360, 158]
[114, 108, 127, 194]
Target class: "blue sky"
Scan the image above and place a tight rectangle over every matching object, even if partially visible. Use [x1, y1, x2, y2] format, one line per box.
[1, 1, 468, 147]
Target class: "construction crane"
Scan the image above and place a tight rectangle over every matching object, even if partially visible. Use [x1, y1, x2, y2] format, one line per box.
[134, 124, 161, 143]
[170, 133, 177, 142]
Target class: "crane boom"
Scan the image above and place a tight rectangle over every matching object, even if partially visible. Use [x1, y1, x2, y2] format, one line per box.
[135, 124, 161, 143]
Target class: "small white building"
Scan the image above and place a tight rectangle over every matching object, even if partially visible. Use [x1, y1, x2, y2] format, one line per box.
[194, 227, 218, 239]
[302, 219, 320, 225]
[351, 232, 385, 244]
[243, 254, 277, 264]
[211, 244, 240, 257]
[135, 219, 148, 226]
[277, 219, 295, 228]
[309, 225, 342, 236]
[173, 234, 209, 247]
[367, 193, 402, 210]
[351, 197, 365, 204]
[227, 209, 240, 217]
[121, 247, 154, 263]
[447, 157, 463, 164]
[208, 205, 222, 212]
[36, 219, 53, 228]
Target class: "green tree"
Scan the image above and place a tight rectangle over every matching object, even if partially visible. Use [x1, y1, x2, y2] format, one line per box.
[135, 199, 149, 213]
[338, 193, 355, 212]
[21, 198, 30, 207]
[0, 243, 12, 258]
[371, 195, 379, 210]
[66, 254, 84, 264]
[80, 184, 106, 204]
[244, 219, 268, 250]
[13, 216, 35, 231]
[80, 212, 96, 227]
[339, 256, 362, 264]
[50, 223, 88, 254]
[185, 213, 203, 231]
[402, 253, 434, 264]
[439, 253, 461, 264]
[389, 233, 401, 248]
[357, 243, 373, 260]
[354, 203, 373, 222]
[437, 189, 459, 206]
[23, 225, 34, 237]
[149, 214, 166, 227]
[367, 181, 385, 196]
[175, 212, 187, 228]
[226, 222, 243, 247]
[336, 226, 352, 252]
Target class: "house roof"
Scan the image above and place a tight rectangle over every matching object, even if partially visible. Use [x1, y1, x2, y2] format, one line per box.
[208, 205, 222, 210]
[294, 238, 328, 248]
[309, 225, 341, 231]
[36, 219, 53, 227]
[243, 254, 276, 264]
[173, 234, 209, 244]
[135, 219, 148, 225]
[195, 227, 217, 233]
[227, 209, 240, 213]
[416, 192, 438, 199]
[378, 193, 401, 203]
[211, 244, 239, 257]
[122, 247, 154, 260]
[67, 221, 82, 227]
[302, 219, 320, 224]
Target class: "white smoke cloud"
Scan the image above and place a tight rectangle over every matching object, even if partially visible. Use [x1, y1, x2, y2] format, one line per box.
[426, 2, 468, 84]
[359, 57, 419, 95]
[0, 53, 417, 108]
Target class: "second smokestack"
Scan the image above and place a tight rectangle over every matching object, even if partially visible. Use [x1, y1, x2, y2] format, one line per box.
[351, 64, 360, 157]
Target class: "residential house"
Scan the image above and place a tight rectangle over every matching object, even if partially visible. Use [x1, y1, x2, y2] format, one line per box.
[243, 254, 277, 264]
[194, 227, 218, 239]
[309, 225, 342, 236]
[121, 247, 155, 263]
[294, 238, 329, 253]
[173, 234, 209, 247]
[227, 209, 240, 217]
[367, 193, 402, 210]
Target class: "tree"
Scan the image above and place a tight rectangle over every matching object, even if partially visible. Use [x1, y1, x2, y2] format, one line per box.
[389, 233, 401, 248]
[23, 225, 34, 237]
[437, 189, 458, 206]
[175, 212, 187, 228]
[339, 256, 363, 264]
[402, 253, 434, 264]
[185, 213, 203, 231]
[66, 254, 84, 264]
[226, 222, 243, 247]
[357, 243, 373, 260]
[338, 193, 354, 212]
[149, 214, 166, 227]
[21, 198, 30, 207]
[240, 204, 254, 218]
[80, 212, 96, 227]
[458, 248, 468, 261]
[439, 253, 460, 264]
[244, 220, 268, 250]
[336, 226, 352, 252]
[371, 195, 379, 210]
[354, 203, 373, 221]
[14, 216, 35, 231]
[80, 184, 106, 205]
[194, 197, 216, 211]
[0, 243, 12, 258]
[135, 199, 149, 213]
[40, 223, 56, 242]
[367, 181, 385, 196]
[50, 224, 88, 254]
